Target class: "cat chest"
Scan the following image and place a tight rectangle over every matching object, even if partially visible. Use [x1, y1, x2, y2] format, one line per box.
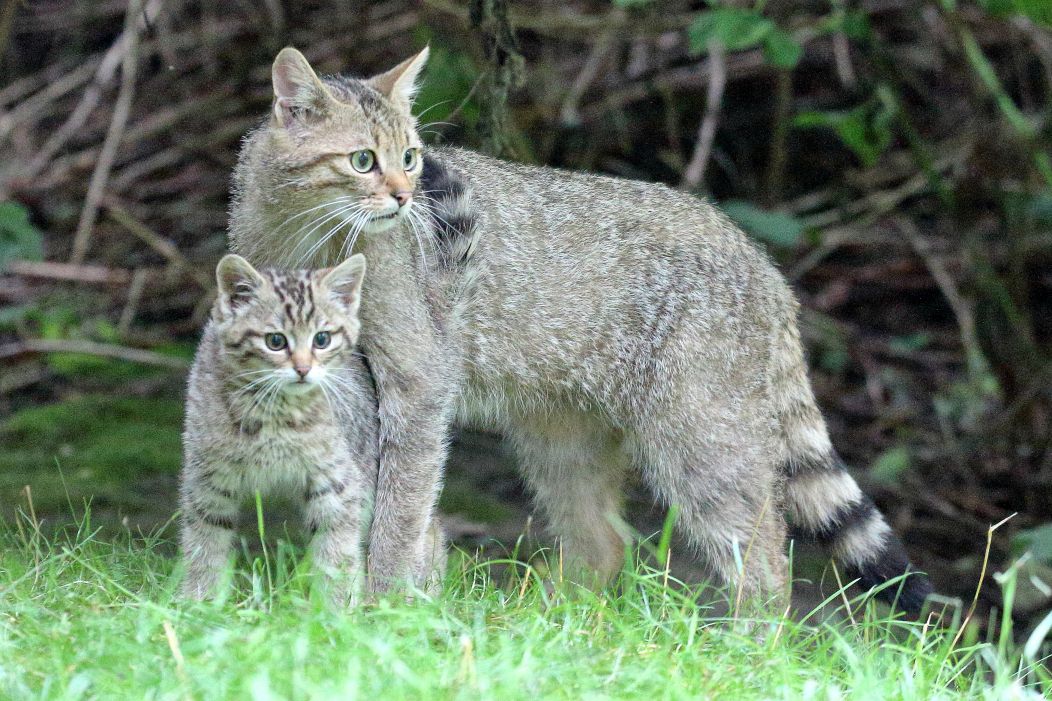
[221, 429, 338, 493]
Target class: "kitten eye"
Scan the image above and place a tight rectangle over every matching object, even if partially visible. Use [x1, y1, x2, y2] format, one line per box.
[264, 333, 287, 351]
[349, 150, 375, 173]
[402, 148, 419, 171]
[313, 331, 332, 349]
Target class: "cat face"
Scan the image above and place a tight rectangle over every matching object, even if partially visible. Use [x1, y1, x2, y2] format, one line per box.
[258, 47, 430, 264]
[211, 254, 366, 401]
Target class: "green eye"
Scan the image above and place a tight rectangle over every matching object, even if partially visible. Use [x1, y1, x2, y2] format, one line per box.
[403, 148, 419, 171]
[313, 331, 332, 349]
[264, 333, 287, 351]
[350, 150, 375, 173]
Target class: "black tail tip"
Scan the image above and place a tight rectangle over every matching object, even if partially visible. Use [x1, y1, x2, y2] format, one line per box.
[857, 563, 934, 615]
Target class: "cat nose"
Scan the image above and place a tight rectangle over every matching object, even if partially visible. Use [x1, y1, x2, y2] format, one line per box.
[393, 190, 412, 208]
[294, 364, 310, 379]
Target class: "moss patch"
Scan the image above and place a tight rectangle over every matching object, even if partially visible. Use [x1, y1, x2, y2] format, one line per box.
[0, 395, 183, 522]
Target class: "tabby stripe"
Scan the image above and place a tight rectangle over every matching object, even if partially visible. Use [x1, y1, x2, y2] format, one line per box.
[791, 497, 876, 546]
[305, 476, 348, 501]
[205, 483, 236, 500]
[228, 330, 262, 350]
[192, 503, 236, 530]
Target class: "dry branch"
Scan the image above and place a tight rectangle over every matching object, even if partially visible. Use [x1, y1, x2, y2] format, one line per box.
[0, 339, 190, 370]
[69, 0, 154, 263]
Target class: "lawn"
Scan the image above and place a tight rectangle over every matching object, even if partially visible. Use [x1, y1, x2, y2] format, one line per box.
[1, 508, 1048, 701]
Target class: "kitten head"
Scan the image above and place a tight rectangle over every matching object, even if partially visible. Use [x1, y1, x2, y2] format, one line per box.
[211, 253, 366, 399]
[250, 47, 429, 256]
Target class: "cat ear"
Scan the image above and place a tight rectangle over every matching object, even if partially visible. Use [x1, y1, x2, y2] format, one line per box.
[271, 47, 335, 127]
[216, 254, 265, 311]
[368, 46, 429, 115]
[320, 254, 367, 313]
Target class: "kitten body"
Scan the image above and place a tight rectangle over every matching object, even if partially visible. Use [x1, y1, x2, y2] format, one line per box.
[228, 49, 931, 612]
[180, 254, 444, 602]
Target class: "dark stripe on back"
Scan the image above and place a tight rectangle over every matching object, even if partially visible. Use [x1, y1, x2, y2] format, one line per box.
[418, 154, 476, 267]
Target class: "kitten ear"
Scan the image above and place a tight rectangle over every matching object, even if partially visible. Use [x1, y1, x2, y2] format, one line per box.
[271, 47, 335, 127]
[216, 254, 265, 311]
[320, 254, 367, 313]
[368, 46, 429, 115]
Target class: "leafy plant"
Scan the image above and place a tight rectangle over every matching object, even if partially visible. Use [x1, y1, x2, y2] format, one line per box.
[721, 200, 805, 248]
[1013, 523, 1052, 565]
[977, 0, 1052, 27]
[869, 446, 912, 485]
[793, 85, 898, 167]
[0, 201, 43, 266]
[687, 7, 802, 69]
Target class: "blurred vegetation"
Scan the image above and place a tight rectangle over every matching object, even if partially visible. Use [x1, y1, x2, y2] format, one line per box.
[0, 0, 1050, 626]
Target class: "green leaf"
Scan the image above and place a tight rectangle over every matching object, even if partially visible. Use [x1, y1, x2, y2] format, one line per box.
[888, 332, 932, 353]
[979, 0, 1052, 26]
[793, 95, 897, 168]
[841, 11, 872, 41]
[688, 9, 773, 54]
[869, 446, 912, 485]
[762, 29, 802, 69]
[0, 201, 44, 267]
[1012, 523, 1052, 565]
[721, 200, 805, 248]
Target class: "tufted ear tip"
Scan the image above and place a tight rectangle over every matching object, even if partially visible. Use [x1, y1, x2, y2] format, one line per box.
[368, 47, 430, 115]
[215, 254, 264, 310]
[321, 254, 367, 311]
[271, 47, 333, 127]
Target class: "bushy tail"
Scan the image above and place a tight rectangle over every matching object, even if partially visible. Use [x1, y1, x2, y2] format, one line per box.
[770, 298, 933, 614]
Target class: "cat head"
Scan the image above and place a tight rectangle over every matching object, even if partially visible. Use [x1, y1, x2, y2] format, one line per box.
[255, 47, 430, 253]
[210, 253, 367, 398]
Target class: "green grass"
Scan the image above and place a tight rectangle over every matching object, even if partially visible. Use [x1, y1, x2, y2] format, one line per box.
[0, 395, 184, 524]
[1, 510, 1048, 701]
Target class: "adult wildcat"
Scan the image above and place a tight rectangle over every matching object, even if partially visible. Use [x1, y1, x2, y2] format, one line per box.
[228, 47, 931, 612]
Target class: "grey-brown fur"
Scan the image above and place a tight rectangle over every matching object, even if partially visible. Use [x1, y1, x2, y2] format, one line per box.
[179, 253, 445, 603]
[228, 48, 931, 611]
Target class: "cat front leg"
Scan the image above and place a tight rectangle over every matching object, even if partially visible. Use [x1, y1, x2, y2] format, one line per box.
[365, 365, 456, 594]
[179, 480, 239, 600]
[304, 464, 367, 605]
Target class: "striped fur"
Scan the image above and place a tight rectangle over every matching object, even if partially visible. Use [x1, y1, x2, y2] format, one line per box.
[228, 47, 930, 612]
[179, 255, 445, 603]
[771, 298, 932, 612]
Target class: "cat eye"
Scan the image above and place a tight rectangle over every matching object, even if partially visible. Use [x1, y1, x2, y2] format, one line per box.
[349, 149, 376, 173]
[402, 148, 420, 171]
[313, 331, 332, 349]
[264, 333, 288, 351]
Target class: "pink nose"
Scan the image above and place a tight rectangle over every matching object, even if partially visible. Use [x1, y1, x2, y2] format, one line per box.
[294, 365, 310, 379]
[393, 190, 412, 207]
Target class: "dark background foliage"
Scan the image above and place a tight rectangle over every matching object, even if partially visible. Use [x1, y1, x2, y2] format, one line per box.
[1, 0, 1050, 626]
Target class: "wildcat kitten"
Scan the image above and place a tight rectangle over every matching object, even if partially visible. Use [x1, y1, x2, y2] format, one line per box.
[228, 48, 932, 612]
[180, 253, 445, 603]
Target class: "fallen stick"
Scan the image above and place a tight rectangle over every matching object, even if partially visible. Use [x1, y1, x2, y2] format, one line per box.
[4, 260, 133, 285]
[0, 338, 189, 370]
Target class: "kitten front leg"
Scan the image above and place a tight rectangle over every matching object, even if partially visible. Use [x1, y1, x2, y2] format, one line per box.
[305, 467, 367, 605]
[179, 489, 239, 600]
